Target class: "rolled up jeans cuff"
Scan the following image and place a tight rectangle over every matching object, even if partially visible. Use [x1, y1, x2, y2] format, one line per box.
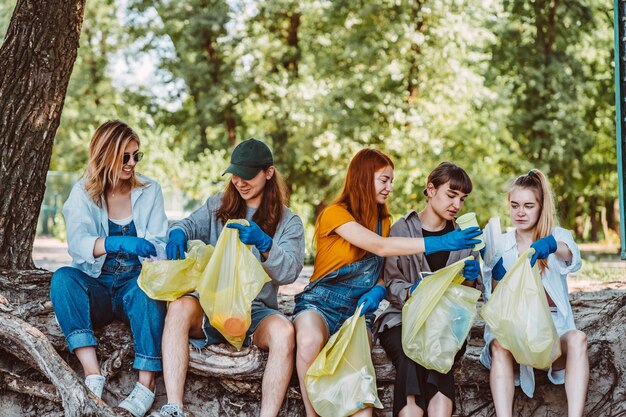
[133, 353, 162, 372]
[67, 330, 98, 353]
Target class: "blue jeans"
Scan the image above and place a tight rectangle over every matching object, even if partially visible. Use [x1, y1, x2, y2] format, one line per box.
[50, 220, 166, 371]
[293, 253, 383, 335]
[50, 266, 166, 371]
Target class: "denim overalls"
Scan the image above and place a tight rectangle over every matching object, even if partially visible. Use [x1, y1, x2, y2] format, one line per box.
[50, 220, 166, 371]
[294, 221, 383, 335]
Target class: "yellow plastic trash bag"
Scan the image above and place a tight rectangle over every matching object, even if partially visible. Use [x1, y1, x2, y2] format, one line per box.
[138, 240, 214, 301]
[480, 248, 561, 370]
[402, 257, 480, 374]
[305, 305, 383, 417]
[196, 219, 271, 350]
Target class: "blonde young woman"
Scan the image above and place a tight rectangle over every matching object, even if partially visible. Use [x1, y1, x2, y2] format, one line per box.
[50, 120, 168, 417]
[480, 169, 588, 417]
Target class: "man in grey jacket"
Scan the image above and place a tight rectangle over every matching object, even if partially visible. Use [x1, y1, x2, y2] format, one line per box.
[151, 139, 305, 417]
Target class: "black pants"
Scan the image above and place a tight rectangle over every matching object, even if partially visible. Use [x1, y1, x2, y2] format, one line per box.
[379, 325, 463, 417]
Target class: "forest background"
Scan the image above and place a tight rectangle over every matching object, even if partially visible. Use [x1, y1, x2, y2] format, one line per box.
[0, 0, 617, 261]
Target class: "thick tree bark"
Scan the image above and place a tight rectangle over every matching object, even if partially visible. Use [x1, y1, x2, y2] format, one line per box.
[0, 0, 86, 269]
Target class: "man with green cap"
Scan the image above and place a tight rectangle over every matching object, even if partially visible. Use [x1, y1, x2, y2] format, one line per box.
[151, 138, 305, 417]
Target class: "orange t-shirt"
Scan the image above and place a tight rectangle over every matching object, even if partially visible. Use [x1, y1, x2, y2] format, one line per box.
[310, 204, 390, 281]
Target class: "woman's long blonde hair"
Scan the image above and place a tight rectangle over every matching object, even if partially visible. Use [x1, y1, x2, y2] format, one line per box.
[509, 169, 557, 272]
[83, 120, 144, 206]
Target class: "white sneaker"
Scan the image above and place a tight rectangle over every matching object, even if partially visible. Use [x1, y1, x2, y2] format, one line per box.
[149, 403, 189, 417]
[117, 382, 155, 417]
[84, 375, 105, 398]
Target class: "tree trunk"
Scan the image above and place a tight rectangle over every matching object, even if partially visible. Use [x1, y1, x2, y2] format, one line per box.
[575, 196, 585, 239]
[590, 194, 600, 242]
[606, 197, 619, 234]
[0, 0, 86, 269]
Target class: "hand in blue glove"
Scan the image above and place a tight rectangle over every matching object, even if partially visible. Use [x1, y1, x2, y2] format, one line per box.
[226, 220, 273, 253]
[423, 227, 482, 255]
[166, 229, 187, 260]
[409, 278, 423, 296]
[491, 257, 507, 281]
[357, 285, 386, 316]
[463, 259, 480, 281]
[530, 235, 557, 267]
[105, 236, 156, 258]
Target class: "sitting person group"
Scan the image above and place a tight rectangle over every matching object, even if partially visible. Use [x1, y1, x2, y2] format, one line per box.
[50, 120, 587, 417]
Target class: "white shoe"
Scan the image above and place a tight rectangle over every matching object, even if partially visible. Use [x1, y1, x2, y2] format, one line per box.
[84, 375, 105, 398]
[149, 403, 189, 417]
[118, 382, 155, 417]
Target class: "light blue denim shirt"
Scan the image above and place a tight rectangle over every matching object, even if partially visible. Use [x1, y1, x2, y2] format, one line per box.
[63, 174, 168, 278]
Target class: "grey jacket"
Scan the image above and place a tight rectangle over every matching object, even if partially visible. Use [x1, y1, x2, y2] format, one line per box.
[169, 193, 305, 310]
[373, 210, 480, 339]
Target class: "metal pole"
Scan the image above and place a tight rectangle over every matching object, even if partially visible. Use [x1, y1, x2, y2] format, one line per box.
[614, 0, 626, 259]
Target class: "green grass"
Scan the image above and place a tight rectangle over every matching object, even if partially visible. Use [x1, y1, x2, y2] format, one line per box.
[573, 252, 626, 283]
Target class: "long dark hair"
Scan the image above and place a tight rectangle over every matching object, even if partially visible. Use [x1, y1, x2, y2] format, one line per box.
[216, 168, 288, 236]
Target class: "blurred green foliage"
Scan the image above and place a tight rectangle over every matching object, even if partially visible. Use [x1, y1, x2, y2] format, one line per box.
[0, 0, 617, 245]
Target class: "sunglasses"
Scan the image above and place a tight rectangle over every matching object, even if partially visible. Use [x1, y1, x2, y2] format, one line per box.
[123, 152, 144, 164]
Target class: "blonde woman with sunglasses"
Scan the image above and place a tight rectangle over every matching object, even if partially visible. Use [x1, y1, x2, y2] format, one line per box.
[50, 120, 168, 417]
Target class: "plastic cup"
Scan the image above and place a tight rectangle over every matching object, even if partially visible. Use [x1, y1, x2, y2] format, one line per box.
[455, 212, 485, 251]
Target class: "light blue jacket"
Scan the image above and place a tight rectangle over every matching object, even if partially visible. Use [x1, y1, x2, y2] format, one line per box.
[63, 174, 168, 278]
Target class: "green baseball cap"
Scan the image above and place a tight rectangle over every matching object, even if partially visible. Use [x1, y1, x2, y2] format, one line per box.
[222, 138, 274, 180]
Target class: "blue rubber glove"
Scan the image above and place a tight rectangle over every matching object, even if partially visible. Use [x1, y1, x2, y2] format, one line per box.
[226, 220, 273, 253]
[463, 259, 480, 281]
[423, 227, 482, 255]
[104, 236, 156, 257]
[409, 278, 423, 296]
[357, 285, 386, 316]
[166, 229, 187, 260]
[491, 257, 507, 281]
[530, 234, 557, 267]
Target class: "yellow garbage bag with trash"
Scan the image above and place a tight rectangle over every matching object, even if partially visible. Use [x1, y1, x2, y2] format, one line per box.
[196, 219, 271, 350]
[305, 305, 383, 417]
[402, 257, 481, 373]
[481, 248, 561, 369]
[138, 240, 214, 301]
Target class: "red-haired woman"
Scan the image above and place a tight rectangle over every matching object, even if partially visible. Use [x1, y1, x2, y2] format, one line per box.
[293, 149, 483, 417]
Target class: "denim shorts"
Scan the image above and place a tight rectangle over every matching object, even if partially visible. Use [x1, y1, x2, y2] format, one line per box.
[186, 295, 281, 349]
[293, 253, 383, 335]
